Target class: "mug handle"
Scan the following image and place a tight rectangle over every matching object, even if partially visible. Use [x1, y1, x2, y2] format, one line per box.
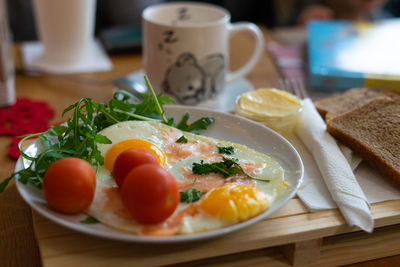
[226, 22, 265, 83]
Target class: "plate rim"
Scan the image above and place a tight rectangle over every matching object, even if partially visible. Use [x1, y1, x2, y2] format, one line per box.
[15, 105, 304, 243]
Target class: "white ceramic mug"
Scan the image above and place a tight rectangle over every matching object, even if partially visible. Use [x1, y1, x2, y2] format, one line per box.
[32, 0, 96, 66]
[142, 2, 264, 105]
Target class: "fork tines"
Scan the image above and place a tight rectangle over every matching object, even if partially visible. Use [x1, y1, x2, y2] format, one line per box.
[279, 78, 308, 99]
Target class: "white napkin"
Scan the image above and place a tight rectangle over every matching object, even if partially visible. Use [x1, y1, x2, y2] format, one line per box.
[21, 41, 113, 74]
[294, 98, 374, 232]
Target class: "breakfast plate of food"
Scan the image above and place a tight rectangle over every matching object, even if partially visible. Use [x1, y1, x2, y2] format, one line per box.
[11, 82, 303, 243]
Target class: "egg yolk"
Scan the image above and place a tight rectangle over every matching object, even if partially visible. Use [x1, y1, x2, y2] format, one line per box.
[104, 139, 166, 171]
[200, 184, 268, 223]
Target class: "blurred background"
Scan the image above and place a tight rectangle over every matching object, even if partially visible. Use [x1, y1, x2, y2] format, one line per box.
[8, 0, 400, 43]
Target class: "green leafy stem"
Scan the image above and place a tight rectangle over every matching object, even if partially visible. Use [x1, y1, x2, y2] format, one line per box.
[0, 76, 215, 193]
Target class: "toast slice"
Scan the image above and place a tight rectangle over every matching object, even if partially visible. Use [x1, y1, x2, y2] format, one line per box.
[315, 87, 392, 120]
[327, 97, 400, 185]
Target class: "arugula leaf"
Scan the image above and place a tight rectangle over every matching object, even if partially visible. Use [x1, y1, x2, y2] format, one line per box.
[217, 146, 234, 155]
[46, 125, 68, 136]
[80, 216, 100, 224]
[176, 113, 190, 130]
[175, 112, 215, 132]
[192, 157, 270, 182]
[180, 188, 205, 203]
[0, 175, 13, 192]
[176, 135, 188, 143]
[187, 117, 215, 131]
[1, 76, 215, 193]
[94, 134, 112, 144]
[133, 93, 174, 119]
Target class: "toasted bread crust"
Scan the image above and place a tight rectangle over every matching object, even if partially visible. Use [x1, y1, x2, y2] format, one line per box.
[315, 87, 393, 120]
[327, 97, 400, 185]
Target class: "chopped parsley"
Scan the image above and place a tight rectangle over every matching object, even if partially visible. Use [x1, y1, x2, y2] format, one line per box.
[191, 157, 270, 183]
[179, 175, 205, 203]
[80, 216, 100, 224]
[180, 187, 205, 203]
[217, 145, 234, 155]
[176, 135, 188, 143]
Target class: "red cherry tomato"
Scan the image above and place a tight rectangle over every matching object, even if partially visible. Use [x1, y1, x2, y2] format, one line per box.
[113, 148, 159, 187]
[121, 164, 179, 224]
[43, 157, 96, 214]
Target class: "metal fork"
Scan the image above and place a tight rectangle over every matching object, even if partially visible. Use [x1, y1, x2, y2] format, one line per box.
[279, 78, 309, 99]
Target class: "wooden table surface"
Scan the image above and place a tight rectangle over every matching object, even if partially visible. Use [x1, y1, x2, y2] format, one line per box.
[0, 28, 399, 267]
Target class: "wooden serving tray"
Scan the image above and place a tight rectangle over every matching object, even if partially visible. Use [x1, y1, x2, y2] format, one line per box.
[33, 197, 400, 266]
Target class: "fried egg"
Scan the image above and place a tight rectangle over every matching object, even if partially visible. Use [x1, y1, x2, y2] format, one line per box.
[87, 121, 287, 236]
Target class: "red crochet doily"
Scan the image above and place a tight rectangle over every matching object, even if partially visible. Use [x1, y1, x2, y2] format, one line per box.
[0, 98, 54, 159]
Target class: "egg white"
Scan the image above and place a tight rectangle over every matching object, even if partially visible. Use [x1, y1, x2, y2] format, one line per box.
[88, 121, 286, 235]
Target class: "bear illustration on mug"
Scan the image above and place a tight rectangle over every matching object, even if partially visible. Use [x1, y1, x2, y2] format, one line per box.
[163, 52, 225, 104]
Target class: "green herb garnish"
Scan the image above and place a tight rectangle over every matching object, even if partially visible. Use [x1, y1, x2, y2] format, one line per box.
[81, 216, 100, 224]
[180, 187, 204, 203]
[176, 112, 214, 132]
[179, 175, 204, 203]
[176, 135, 188, 143]
[0, 76, 215, 193]
[192, 157, 240, 177]
[192, 157, 270, 183]
[217, 146, 234, 155]
[80, 216, 100, 224]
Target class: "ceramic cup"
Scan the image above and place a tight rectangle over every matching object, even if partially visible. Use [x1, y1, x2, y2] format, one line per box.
[32, 0, 96, 66]
[142, 2, 264, 105]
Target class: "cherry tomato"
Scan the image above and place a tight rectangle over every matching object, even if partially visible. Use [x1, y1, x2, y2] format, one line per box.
[121, 164, 179, 224]
[113, 148, 159, 187]
[43, 157, 96, 214]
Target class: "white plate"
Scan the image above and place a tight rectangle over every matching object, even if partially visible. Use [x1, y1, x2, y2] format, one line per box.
[15, 106, 303, 243]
